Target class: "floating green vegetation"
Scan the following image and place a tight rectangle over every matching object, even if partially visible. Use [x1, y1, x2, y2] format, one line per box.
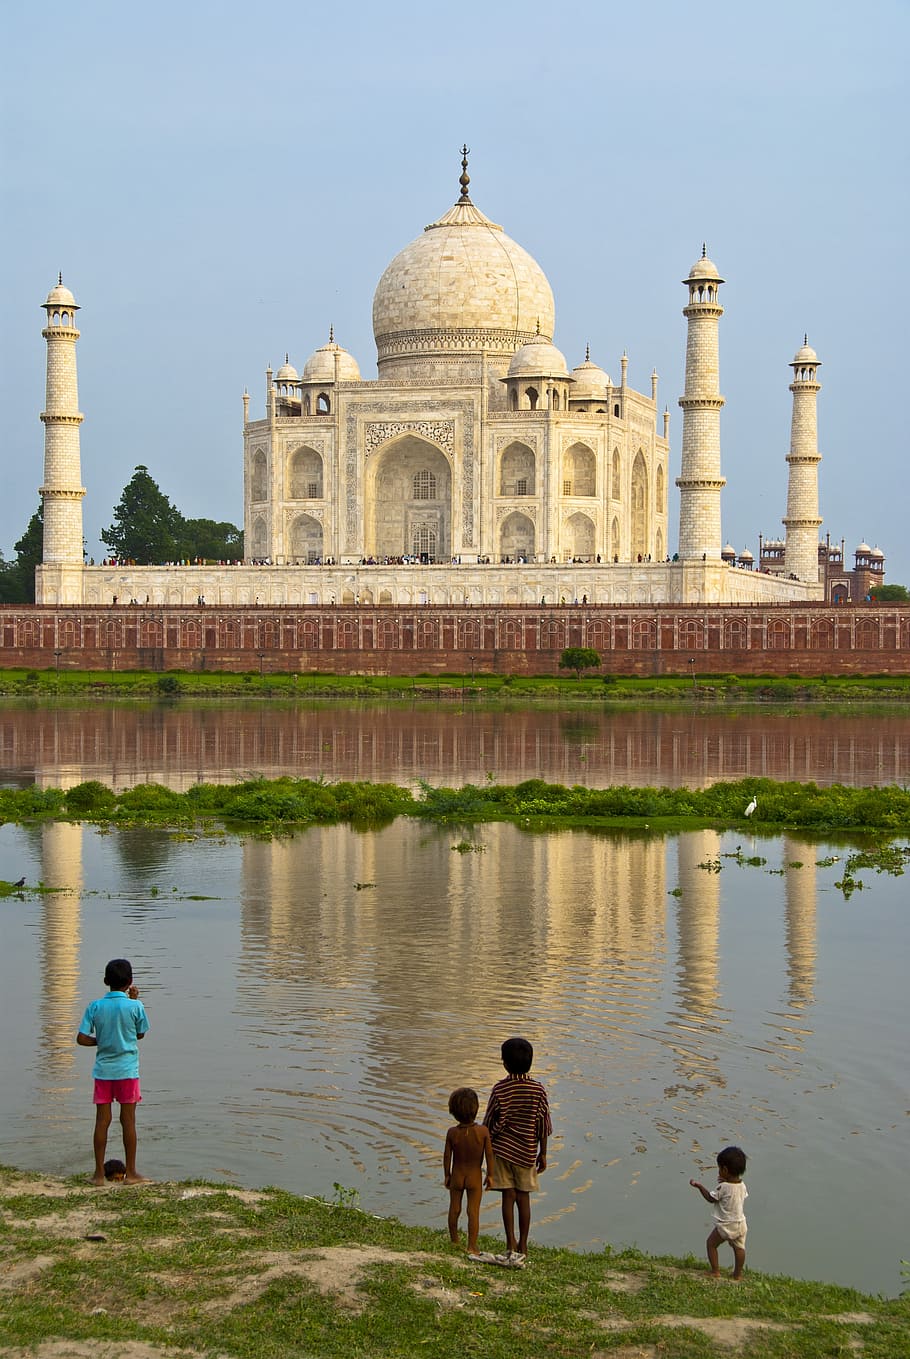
[2, 775, 910, 839]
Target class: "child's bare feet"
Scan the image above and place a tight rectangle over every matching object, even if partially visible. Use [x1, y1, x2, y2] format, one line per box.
[90, 1174, 107, 1187]
[124, 1173, 150, 1184]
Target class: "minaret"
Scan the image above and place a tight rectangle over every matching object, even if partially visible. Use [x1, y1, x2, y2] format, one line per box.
[36, 276, 86, 605]
[783, 338, 822, 582]
[676, 248, 726, 561]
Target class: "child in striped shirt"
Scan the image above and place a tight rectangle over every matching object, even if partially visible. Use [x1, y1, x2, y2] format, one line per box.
[483, 1037, 552, 1269]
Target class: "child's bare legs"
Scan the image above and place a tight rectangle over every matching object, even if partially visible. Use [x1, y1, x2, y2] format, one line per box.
[464, 1185, 483, 1254]
[91, 1103, 112, 1185]
[119, 1102, 147, 1183]
[447, 1187, 463, 1244]
[706, 1228, 745, 1280]
[501, 1188, 532, 1256]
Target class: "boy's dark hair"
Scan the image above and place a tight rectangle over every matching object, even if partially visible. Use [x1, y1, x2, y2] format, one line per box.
[448, 1087, 479, 1123]
[104, 958, 133, 990]
[104, 1158, 127, 1181]
[717, 1145, 747, 1178]
[501, 1036, 534, 1075]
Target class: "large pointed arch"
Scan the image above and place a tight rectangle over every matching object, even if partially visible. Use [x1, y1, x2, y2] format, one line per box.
[365, 434, 451, 560]
[250, 449, 268, 503]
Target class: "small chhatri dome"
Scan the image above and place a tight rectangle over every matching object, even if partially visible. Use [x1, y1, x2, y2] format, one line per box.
[739, 548, 755, 562]
[276, 354, 299, 381]
[302, 333, 361, 383]
[792, 338, 819, 365]
[508, 332, 569, 379]
[45, 274, 78, 308]
[855, 541, 872, 555]
[686, 245, 723, 283]
[869, 546, 885, 560]
[722, 543, 736, 560]
[570, 351, 611, 396]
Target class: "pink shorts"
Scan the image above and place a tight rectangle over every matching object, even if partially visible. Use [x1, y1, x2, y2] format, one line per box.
[93, 1078, 141, 1105]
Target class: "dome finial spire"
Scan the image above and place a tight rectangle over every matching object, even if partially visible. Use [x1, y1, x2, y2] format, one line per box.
[585, 343, 590, 362]
[329, 324, 334, 343]
[459, 144, 471, 202]
[701, 242, 707, 259]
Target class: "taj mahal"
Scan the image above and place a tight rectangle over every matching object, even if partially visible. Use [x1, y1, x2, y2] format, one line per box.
[36, 152, 855, 610]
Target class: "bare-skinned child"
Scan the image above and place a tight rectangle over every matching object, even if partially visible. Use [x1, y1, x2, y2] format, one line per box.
[443, 1087, 495, 1261]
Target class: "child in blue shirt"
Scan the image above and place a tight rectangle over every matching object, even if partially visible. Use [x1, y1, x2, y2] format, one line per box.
[77, 958, 150, 1185]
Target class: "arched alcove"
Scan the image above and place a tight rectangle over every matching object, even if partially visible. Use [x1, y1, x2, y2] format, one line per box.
[565, 512, 595, 559]
[499, 442, 536, 496]
[611, 448, 621, 500]
[290, 514, 323, 562]
[564, 442, 596, 497]
[250, 515, 267, 559]
[499, 512, 535, 561]
[289, 446, 323, 499]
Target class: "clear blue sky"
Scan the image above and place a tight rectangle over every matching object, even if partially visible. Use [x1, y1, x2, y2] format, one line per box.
[2, 1, 907, 579]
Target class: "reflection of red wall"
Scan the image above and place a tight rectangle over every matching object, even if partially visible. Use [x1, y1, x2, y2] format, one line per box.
[2, 604, 909, 676]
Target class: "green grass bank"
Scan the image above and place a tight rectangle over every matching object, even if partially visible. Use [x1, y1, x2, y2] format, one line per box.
[4, 665, 910, 707]
[0, 1167, 905, 1359]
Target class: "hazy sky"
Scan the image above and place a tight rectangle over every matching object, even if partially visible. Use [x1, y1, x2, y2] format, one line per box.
[2, 1, 907, 579]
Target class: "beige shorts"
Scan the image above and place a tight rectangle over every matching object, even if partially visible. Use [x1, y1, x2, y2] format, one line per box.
[489, 1154, 539, 1193]
[715, 1220, 747, 1249]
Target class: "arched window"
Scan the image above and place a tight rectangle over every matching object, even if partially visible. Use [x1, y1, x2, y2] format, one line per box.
[564, 443, 596, 497]
[316, 393, 331, 414]
[631, 450, 648, 560]
[656, 463, 665, 508]
[289, 446, 323, 499]
[413, 469, 437, 500]
[525, 386, 539, 410]
[412, 524, 438, 558]
[611, 448, 621, 500]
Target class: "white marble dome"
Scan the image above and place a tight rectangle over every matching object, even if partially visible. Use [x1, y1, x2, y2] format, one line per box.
[302, 336, 361, 383]
[45, 278, 78, 308]
[508, 333, 569, 378]
[686, 250, 722, 282]
[372, 194, 555, 364]
[570, 354, 610, 397]
[276, 357, 299, 382]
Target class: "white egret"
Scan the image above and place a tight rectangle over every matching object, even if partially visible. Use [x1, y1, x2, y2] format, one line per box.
[744, 797, 757, 817]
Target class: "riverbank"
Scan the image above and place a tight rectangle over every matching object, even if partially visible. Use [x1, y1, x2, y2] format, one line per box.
[3, 666, 910, 706]
[0, 1167, 904, 1359]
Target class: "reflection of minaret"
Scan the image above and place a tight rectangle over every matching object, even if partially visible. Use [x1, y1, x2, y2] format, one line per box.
[781, 835, 817, 1013]
[39, 822, 84, 1076]
[670, 830, 725, 1088]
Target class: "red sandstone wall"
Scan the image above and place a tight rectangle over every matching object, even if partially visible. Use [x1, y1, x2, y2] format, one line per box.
[1, 604, 909, 677]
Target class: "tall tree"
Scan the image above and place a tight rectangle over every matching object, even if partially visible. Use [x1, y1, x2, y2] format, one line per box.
[0, 504, 45, 603]
[102, 466, 182, 563]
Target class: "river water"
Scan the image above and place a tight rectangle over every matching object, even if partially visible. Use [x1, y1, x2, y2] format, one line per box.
[0, 700, 907, 1295]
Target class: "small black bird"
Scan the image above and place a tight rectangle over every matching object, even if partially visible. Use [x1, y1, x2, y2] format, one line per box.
[12, 877, 26, 889]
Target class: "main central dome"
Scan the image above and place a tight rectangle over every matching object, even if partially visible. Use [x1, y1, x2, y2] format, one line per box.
[372, 172, 555, 378]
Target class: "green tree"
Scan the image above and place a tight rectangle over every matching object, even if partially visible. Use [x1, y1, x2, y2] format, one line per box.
[0, 504, 44, 603]
[176, 517, 243, 561]
[870, 583, 909, 602]
[559, 646, 602, 679]
[102, 466, 181, 563]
